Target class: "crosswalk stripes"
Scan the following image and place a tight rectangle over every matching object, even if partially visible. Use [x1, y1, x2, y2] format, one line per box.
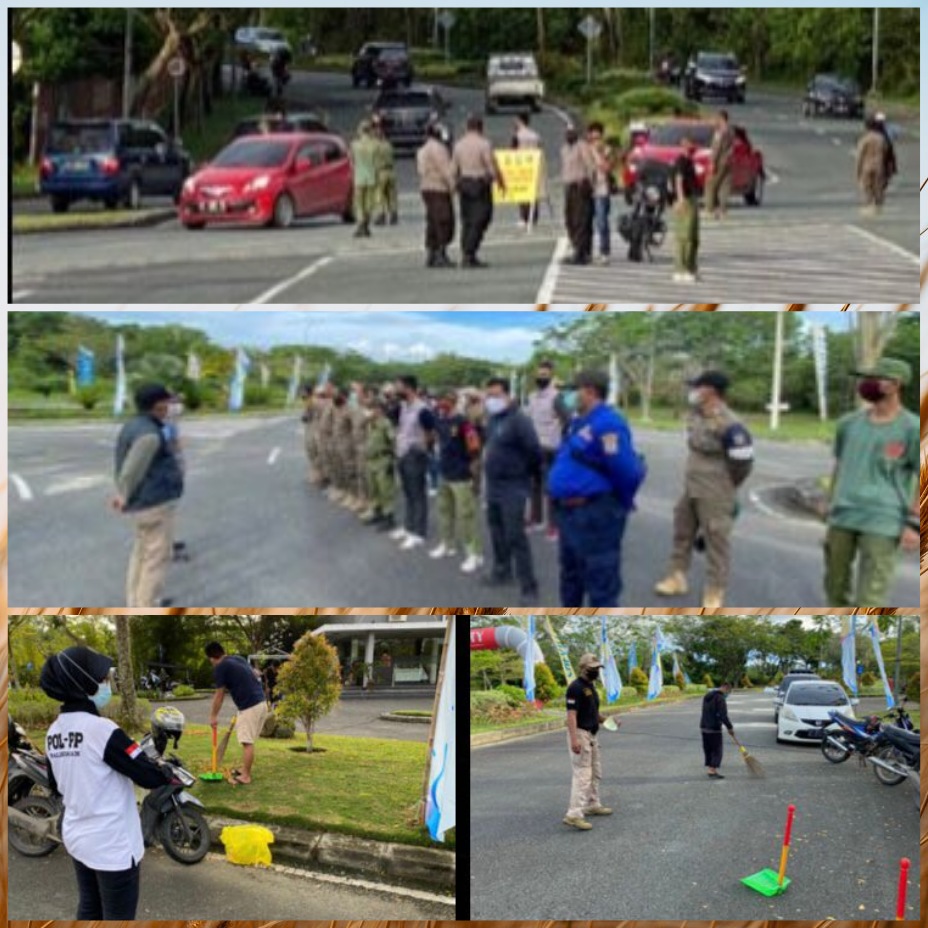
[541, 221, 918, 303]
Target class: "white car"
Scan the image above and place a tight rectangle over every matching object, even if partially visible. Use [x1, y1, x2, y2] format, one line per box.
[235, 27, 291, 57]
[776, 680, 859, 744]
[486, 53, 544, 113]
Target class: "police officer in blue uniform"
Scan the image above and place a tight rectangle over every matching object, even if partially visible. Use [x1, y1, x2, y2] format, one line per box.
[548, 370, 647, 606]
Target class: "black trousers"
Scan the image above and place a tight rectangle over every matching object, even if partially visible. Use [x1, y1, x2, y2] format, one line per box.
[529, 448, 557, 528]
[458, 177, 493, 258]
[398, 448, 429, 538]
[74, 857, 141, 919]
[422, 191, 454, 250]
[565, 180, 594, 259]
[487, 492, 537, 595]
[702, 730, 724, 768]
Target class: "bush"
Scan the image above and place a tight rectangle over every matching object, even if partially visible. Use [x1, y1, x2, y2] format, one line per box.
[9, 688, 151, 731]
[495, 683, 528, 707]
[244, 384, 273, 407]
[703, 672, 714, 688]
[772, 670, 784, 684]
[584, 87, 697, 146]
[171, 684, 195, 697]
[75, 384, 103, 410]
[740, 674, 753, 689]
[629, 666, 650, 695]
[470, 690, 510, 718]
[860, 671, 876, 686]
[674, 671, 686, 692]
[533, 662, 558, 703]
[906, 671, 920, 698]
[747, 668, 769, 686]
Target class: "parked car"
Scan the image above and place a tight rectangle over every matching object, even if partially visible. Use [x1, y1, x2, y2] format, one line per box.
[621, 119, 765, 206]
[485, 53, 545, 113]
[683, 51, 746, 103]
[231, 112, 330, 141]
[777, 680, 858, 744]
[772, 670, 822, 722]
[803, 73, 864, 118]
[178, 133, 353, 230]
[351, 42, 412, 88]
[372, 85, 448, 148]
[235, 26, 292, 58]
[39, 118, 191, 213]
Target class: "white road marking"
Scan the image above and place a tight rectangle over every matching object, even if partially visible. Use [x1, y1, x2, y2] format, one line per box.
[45, 475, 109, 496]
[846, 223, 920, 264]
[543, 103, 574, 126]
[831, 137, 843, 146]
[12, 290, 34, 301]
[249, 255, 334, 304]
[10, 474, 34, 501]
[535, 236, 570, 302]
[267, 446, 281, 465]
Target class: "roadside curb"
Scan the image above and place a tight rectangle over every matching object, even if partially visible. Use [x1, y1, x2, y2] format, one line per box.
[12, 208, 176, 236]
[379, 712, 432, 724]
[206, 815, 455, 892]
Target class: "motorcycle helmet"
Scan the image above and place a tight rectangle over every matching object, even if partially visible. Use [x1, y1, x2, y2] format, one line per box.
[150, 706, 185, 756]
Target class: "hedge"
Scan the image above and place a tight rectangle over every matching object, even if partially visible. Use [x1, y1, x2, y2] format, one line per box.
[10, 687, 152, 730]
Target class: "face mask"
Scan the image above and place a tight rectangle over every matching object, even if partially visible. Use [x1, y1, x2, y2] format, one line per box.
[857, 379, 886, 403]
[90, 681, 113, 710]
[586, 669, 600, 682]
[484, 396, 508, 416]
[687, 389, 702, 407]
[562, 391, 578, 412]
[535, 377, 551, 389]
[334, 397, 346, 408]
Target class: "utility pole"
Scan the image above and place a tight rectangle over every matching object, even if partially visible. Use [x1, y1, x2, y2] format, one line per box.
[768, 312, 785, 431]
[122, 9, 134, 119]
[871, 7, 880, 94]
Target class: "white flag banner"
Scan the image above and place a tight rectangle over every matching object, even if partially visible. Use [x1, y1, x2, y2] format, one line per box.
[113, 334, 127, 416]
[425, 617, 455, 842]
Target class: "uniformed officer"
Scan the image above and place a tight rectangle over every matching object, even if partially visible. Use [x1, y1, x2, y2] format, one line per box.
[564, 652, 617, 831]
[316, 384, 336, 496]
[349, 383, 371, 514]
[333, 388, 359, 510]
[512, 112, 542, 226]
[451, 115, 505, 268]
[417, 121, 456, 268]
[560, 124, 597, 265]
[705, 109, 733, 219]
[361, 395, 398, 530]
[548, 370, 647, 607]
[350, 120, 379, 237]
[371, 116, 398, 226]
[856, 116, 889, 215]
[672, 136, 700, 282]
[654, 370, 754, 608]
[300, 384, 323, 486]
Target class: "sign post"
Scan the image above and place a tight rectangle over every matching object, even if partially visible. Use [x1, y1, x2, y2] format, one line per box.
[12, 41, 22, 76]
[437, 11, 456, 63]
[577, 15, 602, 86]
[167, 56, 186, 139]
[811, 323, 828, 421]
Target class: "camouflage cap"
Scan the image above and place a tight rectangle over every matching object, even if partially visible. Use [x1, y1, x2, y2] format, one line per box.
[855, 356, 911, 385]
[578, 652, 604, 671]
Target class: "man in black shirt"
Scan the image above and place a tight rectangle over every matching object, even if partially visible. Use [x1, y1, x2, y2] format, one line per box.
[672, 136, 700, 283]
[700, 681, 735, 778]
[564, 652, 618, 830]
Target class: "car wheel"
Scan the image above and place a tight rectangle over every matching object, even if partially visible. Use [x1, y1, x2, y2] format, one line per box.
[623, 187, 634, 206]
[531, 98, 542, 113]
[485, 100, 496, 115]
[183, 222, 205, 231]
[125, 178, 142, 211]
[103, 197, 119, 211]
[50, 196, 71, 214]
[272, 192, 295, 229]
[736, 92, 745, 104]
[744, 175, 763, 207]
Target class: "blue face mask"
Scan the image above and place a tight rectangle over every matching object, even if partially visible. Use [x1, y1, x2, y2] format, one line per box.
[91, 681, 113, 710]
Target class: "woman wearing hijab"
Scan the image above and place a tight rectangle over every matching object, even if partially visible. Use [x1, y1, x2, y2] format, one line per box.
[39, 645, 174, 919]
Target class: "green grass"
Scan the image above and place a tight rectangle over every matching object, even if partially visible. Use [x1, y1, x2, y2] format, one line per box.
[391, 709, 433, 718]
[626, 407, 835, 443]
[12, 208, 173, 235]
[13, 162, 38, 197]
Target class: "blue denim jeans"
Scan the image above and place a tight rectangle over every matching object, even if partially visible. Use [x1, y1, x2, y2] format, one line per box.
[593, 195, 611, 256]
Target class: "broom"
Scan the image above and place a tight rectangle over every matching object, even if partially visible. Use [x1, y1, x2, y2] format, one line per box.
[728, 729, 766, 777]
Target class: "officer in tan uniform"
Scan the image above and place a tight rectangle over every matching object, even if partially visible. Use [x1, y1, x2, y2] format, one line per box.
[332, 389, 359, 509]
[654, 370, 754, 608]
[417, 121, 456, 268]
[856, 116, 889, 215]
[350, 384, 372, 515]
[560, 124, 597, 265]
[705, 109, 734, 219]
[371, 115, 398, 226]
[300, 385, 322, 486]
[451, 115, 505, 268]
[318, 386, 340, 502]
[564, 653, 616, 831]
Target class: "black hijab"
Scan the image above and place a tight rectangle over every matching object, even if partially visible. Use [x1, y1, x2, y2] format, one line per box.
[39, 646, 114, 703]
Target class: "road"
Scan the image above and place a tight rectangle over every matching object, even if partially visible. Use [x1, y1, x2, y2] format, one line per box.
[11, 71, 918, 304]
[470, 692, 920, 920]
[7, 414, 918, 606]
[9, 847, 455, 919]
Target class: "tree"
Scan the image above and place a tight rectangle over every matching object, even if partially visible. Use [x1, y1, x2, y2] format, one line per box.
[114, 616, 142, 731]
[276, 631, 341, 751]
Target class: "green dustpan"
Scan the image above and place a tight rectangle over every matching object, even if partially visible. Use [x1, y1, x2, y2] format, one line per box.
[199, 771, 224, 782]
[742, 868, 791, 897]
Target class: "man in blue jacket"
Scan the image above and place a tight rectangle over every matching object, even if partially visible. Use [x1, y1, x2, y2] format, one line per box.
[548, 370, 646, 606]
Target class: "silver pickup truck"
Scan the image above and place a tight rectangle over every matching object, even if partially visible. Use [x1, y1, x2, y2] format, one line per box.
[485, 53, 545, 113]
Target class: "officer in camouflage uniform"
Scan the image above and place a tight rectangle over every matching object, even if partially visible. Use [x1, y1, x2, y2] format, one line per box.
[372, 115, 398, 226]
[350, 120, 379, 237]
[349, 384, 372, 515]
[654, 370, 754, 608]
[300, 385, 324, 486]
[319, 386, 341, 502]
[332, 389, 358, 509]
[361, 395, 397, 529]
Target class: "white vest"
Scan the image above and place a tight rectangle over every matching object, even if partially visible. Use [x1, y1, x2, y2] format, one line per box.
[526, 385, 562, 451]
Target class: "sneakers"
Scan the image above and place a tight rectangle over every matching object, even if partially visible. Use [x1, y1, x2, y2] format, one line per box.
[376, 514, 397, 532]
[563, 816, 593, 831]
[527, 521, 546, 534]
[429, 543, 458, 559]
[672, 272, 686, 282]
[585, 805, 614, 816]
[654, 571, 689, 596]
[460, 553, 484, 573]
[594, 254, 610, 266]
[702, 586, 725, 609]
[680, 272, 699, 282]
[399, 534, 425, 551]
[545, 527, 559, 542]
[389, 526, 408, 542]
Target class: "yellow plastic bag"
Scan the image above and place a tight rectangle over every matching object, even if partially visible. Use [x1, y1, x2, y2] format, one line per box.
[220, 824, 275, 867]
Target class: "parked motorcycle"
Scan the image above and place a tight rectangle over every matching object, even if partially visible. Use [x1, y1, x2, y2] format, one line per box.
[617, 165, 669, 262]
[868, 724, 920, 800]
[821, 704, 914, 768]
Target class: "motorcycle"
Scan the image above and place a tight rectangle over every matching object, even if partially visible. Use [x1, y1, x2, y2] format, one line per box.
[868, 724, 920, 805]
[821, 704, 913, 768]
[617, 164, 669, 263]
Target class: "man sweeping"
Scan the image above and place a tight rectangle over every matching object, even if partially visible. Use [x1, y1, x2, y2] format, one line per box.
[700, 680, 735, 779]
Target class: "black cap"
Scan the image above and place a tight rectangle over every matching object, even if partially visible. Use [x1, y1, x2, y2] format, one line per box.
[135, 383, 172, 412]
[689, 370, 730, 394]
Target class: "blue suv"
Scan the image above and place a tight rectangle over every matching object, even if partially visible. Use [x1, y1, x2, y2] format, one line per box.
[39, 119, 192, 213]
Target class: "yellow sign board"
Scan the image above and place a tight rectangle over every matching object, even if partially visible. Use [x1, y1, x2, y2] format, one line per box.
[493, 149, 545, 204]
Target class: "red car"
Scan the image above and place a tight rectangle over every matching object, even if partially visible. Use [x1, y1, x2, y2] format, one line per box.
[178, 132, 354, 230]
[621, 119, 765, 207]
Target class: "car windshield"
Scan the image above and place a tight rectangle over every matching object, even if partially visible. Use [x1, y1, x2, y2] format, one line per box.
[491, 58, 538, 77]
[378, 49, 408, 61]
[699, 54, 738, 71]
[47, 124, 113, 154]
[377, 92, 431, 108]
[648, 123, 714, 148]
[212, 139, 292, 168]
[787, 684, 848, 706]
[255, 29, 284, 42]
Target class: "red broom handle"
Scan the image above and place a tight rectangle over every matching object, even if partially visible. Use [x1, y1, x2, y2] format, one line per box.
[783, 804, 796, 846]
[896, 857, 910, 919]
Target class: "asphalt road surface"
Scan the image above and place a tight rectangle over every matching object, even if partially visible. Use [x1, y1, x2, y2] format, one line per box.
[11, 71, 917, 304]
[8, 414, 918, 606]
[9, 847, 455, 919]
[470, 692, 919, 920]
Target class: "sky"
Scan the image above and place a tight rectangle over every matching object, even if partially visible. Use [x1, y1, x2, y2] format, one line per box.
[66, 307, 869, 364]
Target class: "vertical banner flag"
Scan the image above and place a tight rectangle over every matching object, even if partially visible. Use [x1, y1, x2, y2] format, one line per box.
[672, 651, 682, 682]
[601, 617, 622, 703]
[647, 628, 667, 701]
[608, 353, 620, 406]
[628, 641, 638, 676]
[113, 335, 127, 417]
[523, 615, 536, 702]
[425, 617, 455, 842]
[544, 616, 575, 685]
[286, 356, 302, 406]
[841, 617, 858, 696]
[811, 323, 828, 421]
[76, 346, 95, 386]
[317, 362, 331, 388]
[867, 621, 895, 709]
[228, 348, 250, 412]
[260, 362, 271, 388]
[186, 351, 201, 381]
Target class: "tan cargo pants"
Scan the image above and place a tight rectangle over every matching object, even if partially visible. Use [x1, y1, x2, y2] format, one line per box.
[566, 728, 602, 819]
[126, 501, 176, 607]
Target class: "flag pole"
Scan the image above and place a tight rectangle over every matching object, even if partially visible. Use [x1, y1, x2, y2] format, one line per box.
[420, 615, 453, 825]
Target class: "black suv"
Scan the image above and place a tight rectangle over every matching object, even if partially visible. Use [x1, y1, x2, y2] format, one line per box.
[773, 671, 821, 722]
[684, 51, 746, 103]
[352, 42, 413, 88]
[803, 74, 864, 118]
[39, 118, 191, 212]
[372, 85, 448, 148]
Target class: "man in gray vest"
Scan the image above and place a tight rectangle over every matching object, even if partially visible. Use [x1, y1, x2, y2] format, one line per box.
[389, 374, 436, 551]
[111, 384, 184, 607]
[525, 359, 569, 539]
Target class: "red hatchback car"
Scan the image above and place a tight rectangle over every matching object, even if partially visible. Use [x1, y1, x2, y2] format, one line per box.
[178, 132, 354, 229]
[622, 119, 765, 206]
